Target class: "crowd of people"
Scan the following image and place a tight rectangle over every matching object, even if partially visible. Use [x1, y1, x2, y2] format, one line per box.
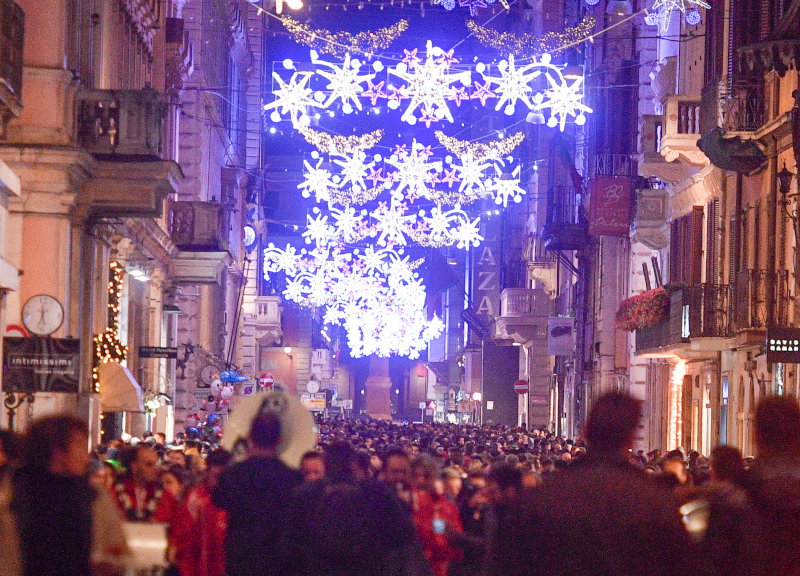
[1, 391, 800, 576]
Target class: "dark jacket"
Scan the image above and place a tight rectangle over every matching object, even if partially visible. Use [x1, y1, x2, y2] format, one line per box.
[211, 456, 302, 576]
[11, 467, 94, 576]
[281, 476, 430, 576]
[496, 452, 697, 576]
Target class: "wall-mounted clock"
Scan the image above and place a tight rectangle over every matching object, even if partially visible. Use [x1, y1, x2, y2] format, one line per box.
[22, 295, 64, 337]
[200, 364, 220, 387]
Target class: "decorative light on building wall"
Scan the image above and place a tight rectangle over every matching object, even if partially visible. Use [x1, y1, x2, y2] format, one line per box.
[93, 261, 129, 393]
[669, 360, 687, 450]
[648, 0, 709, 31]
[685, 9, 701, 25]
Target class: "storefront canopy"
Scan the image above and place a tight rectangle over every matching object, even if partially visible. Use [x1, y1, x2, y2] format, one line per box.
[98, 362, 144, 412]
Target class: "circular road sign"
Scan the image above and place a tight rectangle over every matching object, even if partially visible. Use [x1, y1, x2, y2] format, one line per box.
[514, 379, 530, 395]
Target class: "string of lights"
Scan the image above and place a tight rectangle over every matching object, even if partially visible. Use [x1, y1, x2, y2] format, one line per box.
[92, 261, 129, 393]
[435, 130, 524, 160]
[280, 16, 409, 58]
[466, 17, 596, 57]
[298, 125, 384, 153]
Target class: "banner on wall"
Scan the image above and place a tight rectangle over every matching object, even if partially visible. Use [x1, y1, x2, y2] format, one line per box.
[589, 177, 632, 237]
[548, 317, 575, 356]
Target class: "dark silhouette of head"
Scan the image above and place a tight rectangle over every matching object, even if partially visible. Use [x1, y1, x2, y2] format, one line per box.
[585, 392, 641, 453]
[250, 413, 282, 450]
[755, 395, 800, 457]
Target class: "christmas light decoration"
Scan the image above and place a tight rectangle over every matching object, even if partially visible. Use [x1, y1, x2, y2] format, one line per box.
[466, 18, 596, 57]
[435, 131, 525, 159]
[685, 9, 702, 25]
[459, 0, 487, 16]
[280, 16, 409, 58]
[93, 261, 129, 393]
[315, 53, 376, 110]
[388, 41, 472, 125]
[532, 63, 592, 131]
[263, 71, 319, 120]
[488, 164, 525, 207]
[485, 55, 541, 113]
[297, 126, 384, 154]
[650, 0, 709, 31]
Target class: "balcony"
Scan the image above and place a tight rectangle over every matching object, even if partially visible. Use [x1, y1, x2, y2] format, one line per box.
[631, 188, 669, 249]
[495, 288, 550, 343]
[592, 154, 635, 178]
[77, 89, 167, 159]
[0, 0, 24, 133]
[659, 95, 709, 167]
[636, 286, 733, 358]
[734, 269, 790, 345]
[542, 186, 588, 251]
[525, 234, 558, 297]
[169, 201, 224, 250]
[638, 114, 690, 184]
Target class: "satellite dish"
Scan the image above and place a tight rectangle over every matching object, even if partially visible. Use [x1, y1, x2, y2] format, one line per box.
[222, 391, 316, 469]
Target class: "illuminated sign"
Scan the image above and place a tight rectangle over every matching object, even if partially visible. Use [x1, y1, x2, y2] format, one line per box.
[766, 328, 800, 363]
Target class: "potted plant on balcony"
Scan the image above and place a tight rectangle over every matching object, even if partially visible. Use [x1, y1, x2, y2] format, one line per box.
[615, 286, 671, 331]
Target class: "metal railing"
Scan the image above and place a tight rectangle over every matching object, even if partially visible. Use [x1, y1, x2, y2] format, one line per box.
[593, 154, 636, 177]
[683, 284, 734, 338]
[77, 89, 166, 158]
[734, 269, 790, 329]
[500, 288, 540, 317]
[0, 0, 24, 100]
[722, 85, 765, 132]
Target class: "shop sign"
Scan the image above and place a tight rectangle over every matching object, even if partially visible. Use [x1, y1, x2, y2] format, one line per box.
[299, 392, 327, 412]
[767, 328, 800, 363]
[3, 337, 81, 393]
[589, 177, 632, 237]
[548, 317, 575, 356]
[139, 346, 178, 359]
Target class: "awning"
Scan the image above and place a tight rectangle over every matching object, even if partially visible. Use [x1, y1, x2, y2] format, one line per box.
[99, 362, 145, 412]
[698, 127, 767, 175]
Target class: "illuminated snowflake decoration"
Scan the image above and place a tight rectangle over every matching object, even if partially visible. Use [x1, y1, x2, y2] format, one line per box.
[650, 0, 709, 31]
[484, 55, 541, 114]
[315, 53, 376, 111]
[386, 146, 441, 200]
[388, 41, 472, 125]
[263, 71, 319, 120]
[488, 164, 526, 207]
[533, 64, 592, 131]
[333, 151, 374, 192]
[299, 159, 334, 202]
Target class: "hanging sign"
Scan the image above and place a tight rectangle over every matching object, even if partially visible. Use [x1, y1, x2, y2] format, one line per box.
[589, 177, 632, 237]
[139, 346, 178, 359]
[3, 337, 81, 393]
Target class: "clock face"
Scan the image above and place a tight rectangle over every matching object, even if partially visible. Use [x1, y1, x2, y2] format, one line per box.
[200, 364, 220, 386]
[22, 295, 64, 336]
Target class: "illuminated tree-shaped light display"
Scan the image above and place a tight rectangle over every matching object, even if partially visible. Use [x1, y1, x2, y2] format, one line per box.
[263, 40, 591, 357]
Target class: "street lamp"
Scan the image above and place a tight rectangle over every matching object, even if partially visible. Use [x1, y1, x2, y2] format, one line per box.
[778, 165, 795, 198]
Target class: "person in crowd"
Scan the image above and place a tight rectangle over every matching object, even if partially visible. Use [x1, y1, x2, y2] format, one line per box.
[410, 454, 463, 576]
[2, 415, 128, 576]
[300, 451, 325, 482]
[382, 446, 413, 505]
[281, 442, 430, 576]
[441, 468, 463, 504]
[212, 413, 303, 576]
[482, 465, 522, 576]
[161, 464, 188, 501]
[167, 448, 188, 469]
[90, 460, 117, 491]
[496, 392, 696, 576]
[153, 432, 167, 446]
[709, 445, 747, 488]
[0, 430, 20, 482]
[741, 395, 800, 575]
[178, 449, 230, 576]
[111, 445, 183, 524]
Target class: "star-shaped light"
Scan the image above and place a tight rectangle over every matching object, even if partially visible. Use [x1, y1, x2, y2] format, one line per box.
[441, 168, 460, 188]
[436, 49, 458, 69]
[330, 206, 364, 243]
[263, 71, 318, 120]
[316, 53, 376, 110]
[419, 107, 440, 128]
[366, 167, 384, 186]
[386, 146, 441, 199]
[390, 41, 471, 125]
[485, 54, 540, 112]
[533, 69, 593, 131]
[371, 200, 416, 246]
[449, 87, 470, 106]
[402, 49, 422, 68]
[304, 213, 333, 246]
[454, 154, 490, 193]
[488, 165, 526, 207]
[471, 81, 496, 106]
[361, 80, 386, 105]
[298, 159, 333, 203]
[452, 215, 483, 248]
[333, 151, 374, 191]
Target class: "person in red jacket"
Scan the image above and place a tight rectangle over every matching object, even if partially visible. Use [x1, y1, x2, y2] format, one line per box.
[410, 454, 463, 576]
[177, 449, 230, 576]
[110, 445, 186, 569]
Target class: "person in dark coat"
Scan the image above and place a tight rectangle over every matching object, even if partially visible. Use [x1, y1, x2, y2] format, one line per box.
[740, 395, 800, 576]
[211, 412, 303, 576]
[281, 442, 430, 576]
[496, 392, 696, 576]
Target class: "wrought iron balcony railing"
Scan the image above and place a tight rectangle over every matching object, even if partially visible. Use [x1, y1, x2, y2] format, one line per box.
[734, 269, 790, 330]
[593, 154, 636, 177]
[77, 89, 167, 158]
[169, 201, 225, 250]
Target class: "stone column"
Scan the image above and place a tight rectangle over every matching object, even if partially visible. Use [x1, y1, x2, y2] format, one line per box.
[365, 356, 392, 420]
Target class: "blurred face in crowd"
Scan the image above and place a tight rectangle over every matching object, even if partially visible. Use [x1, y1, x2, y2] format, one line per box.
[91, 464, 115, 490]
[384, 454, 411, 486]
[132, 448, 160, 484]
[301, 455, 326, 482]
[161, 470, 184, 498]
[663, 459, 688, 484]
[50, 430, 90, 477]
[443, 473, 463, 501]
[411, 464, 436, 493]
[167, 450, 186, 468]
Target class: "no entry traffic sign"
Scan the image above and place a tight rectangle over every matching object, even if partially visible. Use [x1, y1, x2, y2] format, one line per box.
[514, 379, 529, 395]
[259, 373, 274, 389]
